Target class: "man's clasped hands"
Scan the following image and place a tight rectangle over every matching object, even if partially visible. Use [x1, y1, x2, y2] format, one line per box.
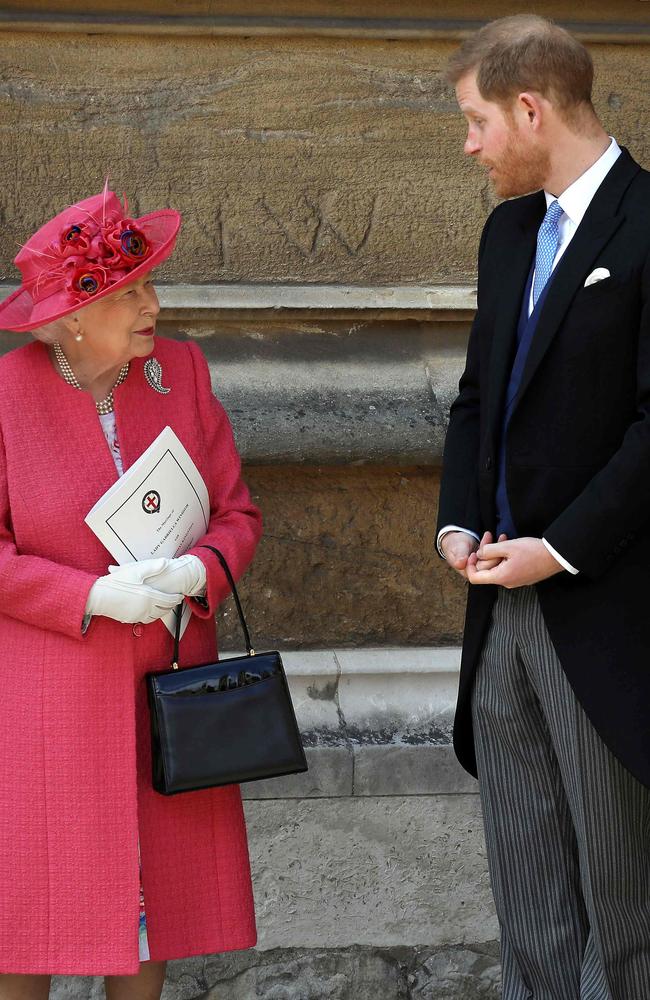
[441, 532, 564, 588]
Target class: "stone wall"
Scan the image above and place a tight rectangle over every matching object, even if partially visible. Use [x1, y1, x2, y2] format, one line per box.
[3, 4, 649, 997]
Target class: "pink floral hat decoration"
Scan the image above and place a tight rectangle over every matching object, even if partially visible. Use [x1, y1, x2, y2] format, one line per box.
[0, 187, 181, 332]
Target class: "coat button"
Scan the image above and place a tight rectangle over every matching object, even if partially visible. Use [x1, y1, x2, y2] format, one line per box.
[133, 624, 143, 638]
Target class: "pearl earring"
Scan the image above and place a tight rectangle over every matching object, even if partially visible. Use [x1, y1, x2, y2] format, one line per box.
[75, 333, 83, 342]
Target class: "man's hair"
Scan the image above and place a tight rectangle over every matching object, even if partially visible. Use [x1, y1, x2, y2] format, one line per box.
[446, 15, 594, 124]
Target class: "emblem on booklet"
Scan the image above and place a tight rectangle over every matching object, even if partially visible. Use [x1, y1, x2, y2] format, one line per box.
[142, 490, 161, 514]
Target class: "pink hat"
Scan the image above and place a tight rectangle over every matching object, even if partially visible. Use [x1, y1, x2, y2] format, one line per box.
[0, 188, 181, 332]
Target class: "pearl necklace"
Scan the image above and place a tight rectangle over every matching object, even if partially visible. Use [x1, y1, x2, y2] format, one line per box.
[53, 342, 129, 415]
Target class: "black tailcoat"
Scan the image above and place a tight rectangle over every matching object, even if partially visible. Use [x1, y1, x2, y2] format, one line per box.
[437, 149, 650, 788]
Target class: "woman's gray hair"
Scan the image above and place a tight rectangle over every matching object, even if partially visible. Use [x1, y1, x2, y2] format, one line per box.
[31, 318, 71, 345]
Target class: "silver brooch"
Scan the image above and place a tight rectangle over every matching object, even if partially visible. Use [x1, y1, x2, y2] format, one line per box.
[144, 357, 171, 395]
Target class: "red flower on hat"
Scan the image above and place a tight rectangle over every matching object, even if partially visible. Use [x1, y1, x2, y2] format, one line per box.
[49, 214, 150, 305]
[59, 222, 92, 258]
[88, 234, 122, 269]
[64, 262, 109, 300]
[103, 220, 151, 265]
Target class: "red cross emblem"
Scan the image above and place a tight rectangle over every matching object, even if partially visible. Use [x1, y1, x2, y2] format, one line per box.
[142, 490, 161, 514]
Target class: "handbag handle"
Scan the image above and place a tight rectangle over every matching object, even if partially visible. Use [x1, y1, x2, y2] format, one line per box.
[172, 545, 255, 665]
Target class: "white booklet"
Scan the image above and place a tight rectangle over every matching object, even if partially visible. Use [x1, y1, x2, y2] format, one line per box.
[85, 425, 210, 638]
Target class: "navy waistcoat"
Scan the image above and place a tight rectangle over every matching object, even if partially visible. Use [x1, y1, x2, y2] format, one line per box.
[495, 265, 556, 537]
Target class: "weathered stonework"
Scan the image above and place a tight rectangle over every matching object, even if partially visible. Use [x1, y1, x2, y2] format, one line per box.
[247, 795, 492, 949]
[156, 318, 463, 467]
[2, 0, 646, 28]
[51, 943, 502, 1000]
[0, 29, 647, 286]
[224, 464, 467, 650]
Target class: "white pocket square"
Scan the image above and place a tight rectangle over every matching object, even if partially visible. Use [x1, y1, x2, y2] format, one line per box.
[584, 267, 611, 287]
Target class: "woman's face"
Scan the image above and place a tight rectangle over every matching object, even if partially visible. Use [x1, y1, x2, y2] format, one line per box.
[66, 272, 161, 370]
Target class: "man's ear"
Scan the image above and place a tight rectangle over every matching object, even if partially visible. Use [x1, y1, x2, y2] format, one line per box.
[516, 91, 546, 130]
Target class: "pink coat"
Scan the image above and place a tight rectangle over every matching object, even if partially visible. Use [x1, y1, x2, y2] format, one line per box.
[0, 336, 262, 974]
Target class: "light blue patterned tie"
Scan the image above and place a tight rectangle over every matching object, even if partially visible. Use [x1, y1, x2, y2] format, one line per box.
[532, 199, 563, 307]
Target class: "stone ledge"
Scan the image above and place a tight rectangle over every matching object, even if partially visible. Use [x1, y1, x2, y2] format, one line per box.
[282, 647, 461, 744]
[353, 744, 477, 796]
[241, 744, 477, 800]
[239, 647, 473, 801]
[158, 282, 478, 316]
[2, 10, 648, 44]
[0, 294, 471, 465]
[0, 323, 464, 465]
[243, 746, 354, 800]
[0, 281, 478, 318]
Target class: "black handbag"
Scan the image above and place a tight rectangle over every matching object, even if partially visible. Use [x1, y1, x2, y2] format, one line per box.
[146, 545, 308, 795]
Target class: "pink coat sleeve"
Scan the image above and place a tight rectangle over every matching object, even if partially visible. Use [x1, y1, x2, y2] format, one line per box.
[0, 425, 97, 639]
[185, 343, 262, 620]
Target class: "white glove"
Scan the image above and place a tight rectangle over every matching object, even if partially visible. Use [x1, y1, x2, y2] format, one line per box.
[109, 553, 206, 598]
[86, 559, 184, 625]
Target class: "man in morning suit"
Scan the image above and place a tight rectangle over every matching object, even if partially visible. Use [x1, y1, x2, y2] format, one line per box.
[437, 15, 650, 999]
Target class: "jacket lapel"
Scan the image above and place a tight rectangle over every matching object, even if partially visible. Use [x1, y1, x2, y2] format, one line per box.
[113, 355, 168, 472]
[486, 192, 544, 439]
[509, 148, 640, 416]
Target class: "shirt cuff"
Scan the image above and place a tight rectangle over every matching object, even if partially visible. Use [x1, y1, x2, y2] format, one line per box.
[542, 537, 579, 575]
[437, 525, 481, 560]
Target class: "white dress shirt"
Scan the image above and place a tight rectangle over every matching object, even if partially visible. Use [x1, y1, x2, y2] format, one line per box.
[438, 138, 622, 573]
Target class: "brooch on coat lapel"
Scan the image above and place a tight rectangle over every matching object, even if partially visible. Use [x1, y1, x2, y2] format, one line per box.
[144, 357, 171, 395]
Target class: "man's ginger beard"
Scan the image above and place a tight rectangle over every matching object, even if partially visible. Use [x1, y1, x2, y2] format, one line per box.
[484, 122, 552, 198]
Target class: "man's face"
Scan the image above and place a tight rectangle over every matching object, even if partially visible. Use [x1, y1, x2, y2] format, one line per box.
[455, 71, 550, 198]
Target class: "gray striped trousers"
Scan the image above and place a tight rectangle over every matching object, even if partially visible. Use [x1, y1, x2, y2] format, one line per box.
[472, 586, 650, 1000]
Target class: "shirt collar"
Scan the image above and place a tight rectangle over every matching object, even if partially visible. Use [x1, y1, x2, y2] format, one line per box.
[544, 137, 622, 226]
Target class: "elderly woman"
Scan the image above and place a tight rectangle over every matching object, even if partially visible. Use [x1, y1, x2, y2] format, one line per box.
[0, 190, 262, 1000]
